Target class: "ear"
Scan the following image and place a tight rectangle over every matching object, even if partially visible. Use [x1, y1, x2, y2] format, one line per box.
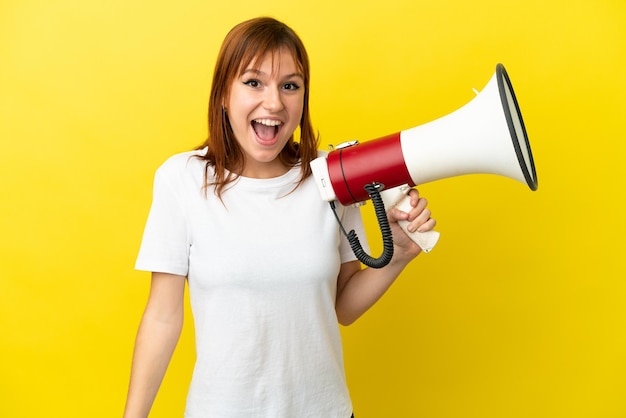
[222, 93, 229, 112]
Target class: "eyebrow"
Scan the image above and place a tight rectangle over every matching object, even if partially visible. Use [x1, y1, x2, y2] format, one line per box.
[242, 68, 304, 80]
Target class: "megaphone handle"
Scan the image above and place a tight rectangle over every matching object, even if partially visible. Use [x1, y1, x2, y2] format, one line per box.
[383, 186, 440, 253]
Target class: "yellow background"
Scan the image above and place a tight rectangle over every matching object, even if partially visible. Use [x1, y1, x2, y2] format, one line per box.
[1, 0, 625, 417]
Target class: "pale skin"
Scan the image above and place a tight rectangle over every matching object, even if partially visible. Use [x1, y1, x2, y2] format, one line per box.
[123, 49, 435, 417]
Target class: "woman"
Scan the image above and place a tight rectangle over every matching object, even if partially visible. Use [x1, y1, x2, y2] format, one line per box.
[123, 17, 435, 418]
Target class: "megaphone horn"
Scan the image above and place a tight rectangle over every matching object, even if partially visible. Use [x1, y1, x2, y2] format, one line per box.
[310, 64, 538, 268]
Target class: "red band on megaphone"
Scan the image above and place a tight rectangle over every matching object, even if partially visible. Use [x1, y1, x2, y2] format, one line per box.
[327, 132, 414, 205]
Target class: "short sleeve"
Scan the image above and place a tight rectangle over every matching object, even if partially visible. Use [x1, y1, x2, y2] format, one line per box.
[338, 204, 370, 264]
[135, 167, 190, 276]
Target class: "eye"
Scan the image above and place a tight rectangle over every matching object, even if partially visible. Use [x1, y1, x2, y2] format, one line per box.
[243, 79, 261, 88]
[282, 82, 301, 91]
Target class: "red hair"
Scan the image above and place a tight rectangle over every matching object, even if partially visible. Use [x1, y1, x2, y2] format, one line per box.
[196, 17, 318, 198]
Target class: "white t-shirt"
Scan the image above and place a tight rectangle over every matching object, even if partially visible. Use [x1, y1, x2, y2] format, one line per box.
[136, 150, 368, 418]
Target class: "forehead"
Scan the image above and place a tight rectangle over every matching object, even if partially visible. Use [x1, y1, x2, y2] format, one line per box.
[242, 47, 304, 77]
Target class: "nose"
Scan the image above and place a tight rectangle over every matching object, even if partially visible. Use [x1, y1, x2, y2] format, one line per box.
[262, 86, 284, 112]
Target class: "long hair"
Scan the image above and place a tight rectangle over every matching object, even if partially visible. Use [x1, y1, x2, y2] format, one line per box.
[196, 17, 318, 198]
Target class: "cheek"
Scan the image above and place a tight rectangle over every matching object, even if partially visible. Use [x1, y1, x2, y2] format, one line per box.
[228, 98, 255, 127]
[289, 97, 305, 121]
[227, 85, 255, 114]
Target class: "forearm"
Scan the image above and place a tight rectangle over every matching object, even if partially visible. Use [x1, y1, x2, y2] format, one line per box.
[335, 188, 435, 325]
[123, 309, 183, 418]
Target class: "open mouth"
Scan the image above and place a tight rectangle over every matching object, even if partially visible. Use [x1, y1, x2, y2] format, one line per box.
[252, 119, 283, 142]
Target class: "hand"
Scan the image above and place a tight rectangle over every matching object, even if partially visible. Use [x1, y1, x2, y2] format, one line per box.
[386, 188, 436, 259]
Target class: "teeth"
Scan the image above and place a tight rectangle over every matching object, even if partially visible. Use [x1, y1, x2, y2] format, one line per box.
[254, 119, 282, 127]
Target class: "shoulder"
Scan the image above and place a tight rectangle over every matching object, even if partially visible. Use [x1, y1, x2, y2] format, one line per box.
[155, 148, 207, 177]
[148, 148, 211, 196]
[158, 148, 205, 170]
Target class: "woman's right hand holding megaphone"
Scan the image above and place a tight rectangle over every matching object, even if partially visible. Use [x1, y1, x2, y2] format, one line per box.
[381, 184, 440, 254]
[386, 186, 438, 257]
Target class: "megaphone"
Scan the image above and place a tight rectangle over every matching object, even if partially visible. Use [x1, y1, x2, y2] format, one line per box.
[310, 63, 538, 268]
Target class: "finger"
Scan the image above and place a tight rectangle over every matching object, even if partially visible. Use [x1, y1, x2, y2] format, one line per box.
[407, 209, 436, 232]
[417, 217, 436, 233]
[407, 208, 432, 232]
[414, 208, 432, 225]
[407, 188, 421, 206]
[387, 206, 410, 222]
[407, 197, 428, 221]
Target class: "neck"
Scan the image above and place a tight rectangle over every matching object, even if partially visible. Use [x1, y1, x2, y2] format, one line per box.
[240, 159, 290, 179]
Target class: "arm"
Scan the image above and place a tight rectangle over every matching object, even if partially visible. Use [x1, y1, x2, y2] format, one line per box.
[123, 272, 186, 418]
[335, 189, 435, 325]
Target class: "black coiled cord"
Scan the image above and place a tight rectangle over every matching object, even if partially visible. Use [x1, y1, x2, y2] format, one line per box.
[330, 182, 394, 269]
